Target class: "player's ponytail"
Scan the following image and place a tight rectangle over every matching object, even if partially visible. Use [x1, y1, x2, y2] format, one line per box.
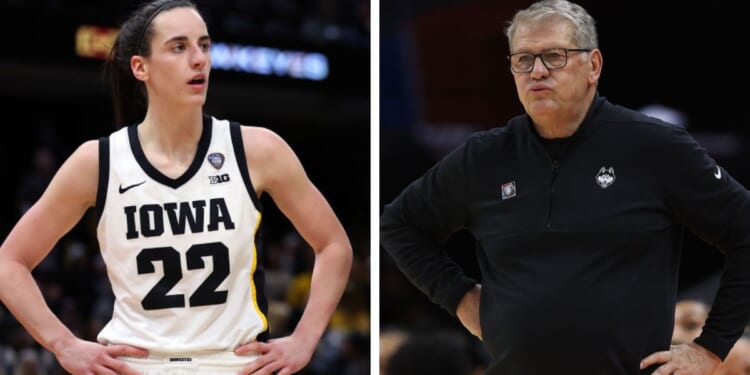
[104, 0, 198, 128]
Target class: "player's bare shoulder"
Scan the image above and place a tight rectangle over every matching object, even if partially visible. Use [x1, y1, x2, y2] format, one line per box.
[69, 140, 101, 204]
[75, 139, 100, 162]
[238, 125, 302, 195]
[239, 125, 289, 162]
[42, 139, 100, 212]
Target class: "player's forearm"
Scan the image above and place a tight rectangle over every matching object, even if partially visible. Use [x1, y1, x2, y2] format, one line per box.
[0, 259, 77, 354]
[292, 239, 352, 346]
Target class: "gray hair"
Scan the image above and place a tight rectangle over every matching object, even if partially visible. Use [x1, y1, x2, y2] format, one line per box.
[504, 0, 598, 51]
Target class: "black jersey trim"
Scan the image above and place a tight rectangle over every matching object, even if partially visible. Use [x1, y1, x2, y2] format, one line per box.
[229, 122, 269, 340]
[96, 136, 110, 222]
[254, 225, 270, 342]
[128, 114, 212, 189]
[229, 122, 263, 212]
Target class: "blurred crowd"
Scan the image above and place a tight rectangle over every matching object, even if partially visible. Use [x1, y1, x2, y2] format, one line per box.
[1, 0, 370, 49]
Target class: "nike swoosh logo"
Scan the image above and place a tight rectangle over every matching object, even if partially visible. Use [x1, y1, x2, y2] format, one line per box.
[119, 181, 146, 194]
[714, 166, 722, 179]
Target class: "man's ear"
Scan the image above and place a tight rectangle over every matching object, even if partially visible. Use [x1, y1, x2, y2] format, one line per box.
[588, 48, 602, 84]
[131, 55, 148, 82]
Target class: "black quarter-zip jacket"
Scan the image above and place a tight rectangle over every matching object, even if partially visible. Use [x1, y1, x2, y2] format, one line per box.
[380, 95, 750, 374]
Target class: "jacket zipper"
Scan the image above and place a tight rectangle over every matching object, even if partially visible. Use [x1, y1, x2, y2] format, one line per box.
[546, 159, 558, 228]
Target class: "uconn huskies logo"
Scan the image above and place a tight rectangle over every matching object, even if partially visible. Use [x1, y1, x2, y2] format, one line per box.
[595, 167, 616, 189]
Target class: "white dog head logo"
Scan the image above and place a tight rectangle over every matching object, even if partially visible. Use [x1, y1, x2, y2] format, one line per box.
[595, 167, 616, 189]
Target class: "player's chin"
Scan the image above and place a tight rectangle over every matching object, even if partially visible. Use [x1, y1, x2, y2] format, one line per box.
[183, 94, 208, 106]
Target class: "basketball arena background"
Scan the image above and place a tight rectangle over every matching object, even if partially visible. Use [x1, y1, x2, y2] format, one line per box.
[380, 0, 748, 372]
[0, 1, 369, 374]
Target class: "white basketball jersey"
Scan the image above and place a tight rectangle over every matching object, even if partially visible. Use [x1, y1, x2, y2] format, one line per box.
[96, 115, 269, 352]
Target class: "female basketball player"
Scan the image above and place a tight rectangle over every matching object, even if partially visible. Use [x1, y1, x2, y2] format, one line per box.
[0, 1, 353, 374]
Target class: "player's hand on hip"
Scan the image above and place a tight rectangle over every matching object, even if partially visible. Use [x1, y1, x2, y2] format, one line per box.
[235, 335, 315, 375]
[54, 338, 148, 375]
[641, 342, 720, 375]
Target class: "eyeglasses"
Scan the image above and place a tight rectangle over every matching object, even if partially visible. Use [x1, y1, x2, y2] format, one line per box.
[508, 48, 592, 73]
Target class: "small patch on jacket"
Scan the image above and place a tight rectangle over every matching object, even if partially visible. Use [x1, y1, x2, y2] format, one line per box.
[501, 181, 517, 200]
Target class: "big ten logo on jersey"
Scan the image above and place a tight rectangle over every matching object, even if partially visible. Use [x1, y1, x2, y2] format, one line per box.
[209, 173, 230, 184]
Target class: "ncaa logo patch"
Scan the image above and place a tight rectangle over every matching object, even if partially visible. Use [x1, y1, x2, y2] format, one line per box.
[207, 152, 225, 170]
[501, 181, 517, 200]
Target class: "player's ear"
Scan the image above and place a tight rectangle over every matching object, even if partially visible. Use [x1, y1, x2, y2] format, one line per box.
[131, 55, 148, 82]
